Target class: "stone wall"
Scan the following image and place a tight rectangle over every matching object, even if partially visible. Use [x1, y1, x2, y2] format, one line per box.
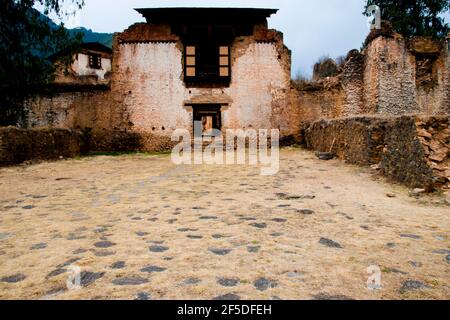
[0, 127, 87, 166]
[24, 88, 112, 130]
[303, 115, 449, 191]
[293, 28, 449, 123]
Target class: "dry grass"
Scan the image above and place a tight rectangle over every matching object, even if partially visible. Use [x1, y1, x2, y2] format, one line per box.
[0, 149, 448, 300]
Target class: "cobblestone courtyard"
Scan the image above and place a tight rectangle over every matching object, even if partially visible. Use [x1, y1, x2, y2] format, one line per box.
[0, 149, 448, 300]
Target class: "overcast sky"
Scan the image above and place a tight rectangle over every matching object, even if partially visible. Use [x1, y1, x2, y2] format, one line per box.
[49, 0, 448, 77]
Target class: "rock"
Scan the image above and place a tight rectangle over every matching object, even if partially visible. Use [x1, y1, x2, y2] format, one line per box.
[67, 234, 86, 241]
[249, 223, 267, 229]
[400, 234, 422, 240]
[94, 227, 108, 234]
[399, 280, 429, 293]
[213, 293, 241, 301]
[209, 248, 232, 256]
[315, 152, 334, 161]
[319, 237, 343, 249]
[136, 232, 149, 237]
[199, 216, 218, 220]
[178, 228, 198, 232]
[240, 217, 257, 221]
[112, 276, 149, 286]
[433, 249, 450, 255]
[429, 153, 446, 163]
[297, 209, 314, 215]
[271, 233, 283, 237]
[408, 261, 422, 268]
[94, 250, 116, 257]
[111, 261, 126, 269]
[0, 233, 12, 241]
[149, 245, 169, 253]
[135, 292, 151, 300]
[417, 128, 432, 139]
[183, 278, 202, 285]
[272, 218, 287, 223]
[247, 246, 261, 253]
[254, 278, 278, 291]
[187, 235, 203, 239]
[217, 278, 240, 287]
[80, 271, 105, 287]
[446, 255, 450, 264]
[30, 243, 47, 250]
[370, 164, 380, 171]
[47, 269, 67, 278]
[312, 293, 354, 300]
[409, 189, 426, 197]
[140, 266, 166, 273]
[386, 193, 396, 198]
[445, 195, 450, 206]
[22, 205, 35, 210]
[1, 274, 26, 283]
[276, 193, 315, 200]
[56, 258, 81, 268]
[383, 268, 407, 275]
[286, 272, 303, 278]
[94, 241, 116, 248]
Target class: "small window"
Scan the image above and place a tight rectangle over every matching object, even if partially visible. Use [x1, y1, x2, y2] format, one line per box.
[219, 46, 230, 77]
[89, 53, 102, 69]
[185, 46, 196, 77]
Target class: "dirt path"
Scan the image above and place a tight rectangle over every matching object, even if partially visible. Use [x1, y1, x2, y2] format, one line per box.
[0, 148, 448, 300]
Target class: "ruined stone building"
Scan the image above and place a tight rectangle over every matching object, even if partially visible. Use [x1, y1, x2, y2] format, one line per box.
[293, 23, 450, 122]
[25, 8, 295, 148]
[112, 8, 293, 137]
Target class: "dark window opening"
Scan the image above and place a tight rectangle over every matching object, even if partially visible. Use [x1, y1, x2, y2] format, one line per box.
[89, 53, 102, 69]
[415, 54, 437, 88]
[184, 43, 230, 85]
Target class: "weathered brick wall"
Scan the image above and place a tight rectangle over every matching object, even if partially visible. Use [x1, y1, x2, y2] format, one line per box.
[303, 115, 449, 190]
[110, 23, 295, 141]
[364, 34, 419, 115]
[24, 89, 113, 130]
[293, 31, 449, 124]
[290, 79, 345, 123]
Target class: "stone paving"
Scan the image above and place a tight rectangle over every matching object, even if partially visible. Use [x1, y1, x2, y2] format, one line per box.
[0, 148, 448, 300]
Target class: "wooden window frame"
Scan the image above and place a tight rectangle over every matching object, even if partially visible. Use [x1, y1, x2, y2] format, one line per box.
[219, 46, 230, 78]
[185, 45, 196, 77]
[184, 44, 231, 85]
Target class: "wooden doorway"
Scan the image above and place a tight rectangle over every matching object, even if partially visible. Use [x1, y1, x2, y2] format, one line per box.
[192, 104, 222, 137]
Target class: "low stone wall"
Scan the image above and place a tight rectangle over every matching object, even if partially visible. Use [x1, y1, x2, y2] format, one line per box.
[87, 130, 176, 153]
[0, 127, 87, 166]
[303, 115, 449, 191]
[0, 127, 181, 166]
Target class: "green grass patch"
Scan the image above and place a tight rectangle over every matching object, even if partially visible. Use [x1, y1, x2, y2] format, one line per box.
[75, 150, 172, 159]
